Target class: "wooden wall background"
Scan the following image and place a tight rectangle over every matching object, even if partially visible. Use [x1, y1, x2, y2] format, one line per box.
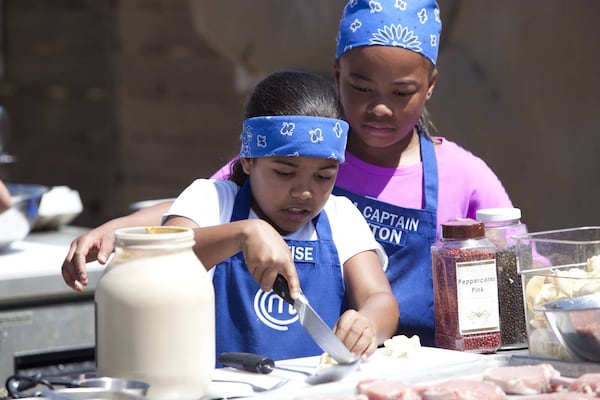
[0, 0, 598, 233]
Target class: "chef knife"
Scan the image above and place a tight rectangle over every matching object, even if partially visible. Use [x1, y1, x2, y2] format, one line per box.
[218, 351, 360, 386]
[272, 274, 358, 365]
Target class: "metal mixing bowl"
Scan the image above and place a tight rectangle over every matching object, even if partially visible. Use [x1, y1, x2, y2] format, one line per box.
[5, 375, 150, 399]
[535, 293, 600, 362]
[0, 183, 47, 250]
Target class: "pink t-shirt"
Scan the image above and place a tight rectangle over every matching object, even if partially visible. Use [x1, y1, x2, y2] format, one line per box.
[211, 137, 513, 240]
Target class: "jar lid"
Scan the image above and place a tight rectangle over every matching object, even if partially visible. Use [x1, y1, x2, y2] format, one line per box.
[441, 218, 485, 239]
[476, 207, 521, 222]
[114, 226, 194, 248]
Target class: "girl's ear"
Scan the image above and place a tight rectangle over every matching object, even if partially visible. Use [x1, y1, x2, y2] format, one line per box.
[426, 68, 439, 100]
[333, 60, 341, 91]
[240, 158, 253, 175]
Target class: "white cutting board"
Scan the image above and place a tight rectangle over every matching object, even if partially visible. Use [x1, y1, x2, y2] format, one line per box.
[205, 346, 488, 399]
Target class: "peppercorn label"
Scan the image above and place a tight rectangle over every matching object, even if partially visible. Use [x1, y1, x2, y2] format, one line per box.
[456, 259, 500, 334]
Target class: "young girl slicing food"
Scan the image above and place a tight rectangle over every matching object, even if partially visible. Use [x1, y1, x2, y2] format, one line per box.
[162, 71, 398, 362]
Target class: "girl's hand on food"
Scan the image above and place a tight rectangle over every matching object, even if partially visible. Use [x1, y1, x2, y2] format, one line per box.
[61, 227, 115, 292]
[334, 309, 378, 358]
[240, 219, 301, 299]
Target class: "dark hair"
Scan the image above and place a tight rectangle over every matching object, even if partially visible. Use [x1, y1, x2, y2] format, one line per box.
[417, 63, 439, 139]
[229, 70, 342, 185]
[418, 106, 438, 139]
[245, 70, 341, 119]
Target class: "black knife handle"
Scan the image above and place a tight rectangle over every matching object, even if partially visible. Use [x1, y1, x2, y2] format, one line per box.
[272, 274, 294, 305]
[218, 352, 275, 374]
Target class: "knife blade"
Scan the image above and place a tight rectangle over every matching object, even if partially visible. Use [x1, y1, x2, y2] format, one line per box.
[272, 274, 358, 365]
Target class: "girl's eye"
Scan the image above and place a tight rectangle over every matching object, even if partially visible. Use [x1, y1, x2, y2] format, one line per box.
[316, 174, 334, 181]
[274, 169, 293, 176]
[350, 84, 370, 93]
[393, 90, 415, 97]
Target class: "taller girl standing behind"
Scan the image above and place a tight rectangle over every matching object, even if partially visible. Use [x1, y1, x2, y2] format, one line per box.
[333, 0, 512, 345]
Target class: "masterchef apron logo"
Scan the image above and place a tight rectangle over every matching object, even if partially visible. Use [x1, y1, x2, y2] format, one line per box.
[253, 289, 298, 331]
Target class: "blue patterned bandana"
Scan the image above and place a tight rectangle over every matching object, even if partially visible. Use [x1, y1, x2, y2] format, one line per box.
[239, 116, 349, 162]
[336, 0, 442, 65]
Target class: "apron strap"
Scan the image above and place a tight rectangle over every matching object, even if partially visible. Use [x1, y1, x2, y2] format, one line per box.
[419, 133, 438, 213]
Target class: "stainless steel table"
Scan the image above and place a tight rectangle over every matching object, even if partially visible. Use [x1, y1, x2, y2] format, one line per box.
[0, 227, 103, 383]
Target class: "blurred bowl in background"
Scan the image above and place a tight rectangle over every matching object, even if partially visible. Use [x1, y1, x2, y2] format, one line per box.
[535, 293, 600, 362]
[0, 183, 48, 250]
[34, 185, 83, 230]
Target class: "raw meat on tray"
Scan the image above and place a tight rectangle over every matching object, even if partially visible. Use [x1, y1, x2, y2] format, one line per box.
[353, 362, 600, 400]
[419, 379, 506, 400]
[356, 378, 506, 400]
[567, 373, 600, 395]
[482, 363, 562, 395]
[294, 396, 369, 400]
[356, 379, 422, 400]
[512, 392, 597, 399]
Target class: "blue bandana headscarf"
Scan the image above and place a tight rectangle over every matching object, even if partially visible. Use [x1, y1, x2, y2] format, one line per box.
[239, 116, 349, 163]
[336, 0, 442, 65]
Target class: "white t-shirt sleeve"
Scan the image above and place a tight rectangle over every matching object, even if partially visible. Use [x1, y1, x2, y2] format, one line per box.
[163, 179, 238, 227]
[164, 181, 387, 272]
[325, 195, 388, 271]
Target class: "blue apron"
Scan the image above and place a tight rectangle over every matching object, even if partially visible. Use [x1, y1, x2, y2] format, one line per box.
[213, 180, 346, 365]
[333, 134, 438, 345]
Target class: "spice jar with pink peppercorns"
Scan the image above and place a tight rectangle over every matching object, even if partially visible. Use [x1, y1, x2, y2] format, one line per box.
[431, 218, 501, 353]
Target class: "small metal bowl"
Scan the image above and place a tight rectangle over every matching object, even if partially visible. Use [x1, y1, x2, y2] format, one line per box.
[77, 377, 150, 395]
[535, 293, 600, 362]
[5, 375, 150, 400]
[53, 387, 148, 400]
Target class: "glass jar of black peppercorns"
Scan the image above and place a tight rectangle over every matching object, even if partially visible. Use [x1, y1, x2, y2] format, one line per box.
[476, 208, 528, 350]
[431, 218, 500, 353]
